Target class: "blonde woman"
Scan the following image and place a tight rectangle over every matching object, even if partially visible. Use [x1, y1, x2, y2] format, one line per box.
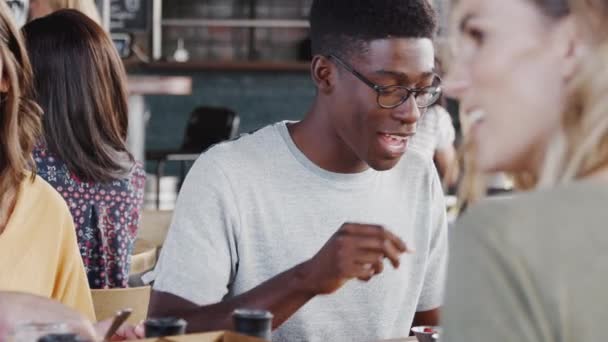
[29, 0, 100, 23]
[441, 0, 608, 341]
[0, 1, 94, 320]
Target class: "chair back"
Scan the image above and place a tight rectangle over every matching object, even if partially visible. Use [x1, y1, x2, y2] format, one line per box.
[138, 210, 173, 248]
[181, 106, 239, 153]
[91, 286, 151, 324]
[130, 239, 158, 275]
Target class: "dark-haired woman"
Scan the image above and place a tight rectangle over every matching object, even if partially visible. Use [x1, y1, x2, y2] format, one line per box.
[24, 9, 146, 289]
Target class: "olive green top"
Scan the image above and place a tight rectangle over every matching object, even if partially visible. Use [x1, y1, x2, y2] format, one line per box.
[442, 180, 608, 342]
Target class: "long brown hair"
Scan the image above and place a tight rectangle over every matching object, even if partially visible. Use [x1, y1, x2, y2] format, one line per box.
[0, 1, 42, 225]
[23, 9, 134, 183]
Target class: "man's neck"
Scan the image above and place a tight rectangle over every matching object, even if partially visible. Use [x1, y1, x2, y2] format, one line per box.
[288, 104, 369, 174]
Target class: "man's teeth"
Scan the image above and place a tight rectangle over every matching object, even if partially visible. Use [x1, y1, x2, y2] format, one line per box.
[384, 134, 406, 142]
[469, 110, 486, 124]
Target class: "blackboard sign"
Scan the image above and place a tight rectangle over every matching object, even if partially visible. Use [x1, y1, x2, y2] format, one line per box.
[108, 0, 149, 32]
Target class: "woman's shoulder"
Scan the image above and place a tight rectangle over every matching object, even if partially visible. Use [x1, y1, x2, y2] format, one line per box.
[28, 175, 67, 210]
[18, 175, 73, 224]
[33, 144, 71, 182]
[91, 161, 145, 204]
[129, 161, 146, 181]
[457, 181, 608, 243]
[116, 161, 146, 193]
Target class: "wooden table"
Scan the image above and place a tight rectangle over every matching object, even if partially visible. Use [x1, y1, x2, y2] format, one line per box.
[126, 331, 265, 342]
[128, 333, 418, 342]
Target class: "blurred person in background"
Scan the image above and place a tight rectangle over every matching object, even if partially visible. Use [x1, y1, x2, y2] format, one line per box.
[0, 1, 94, 319]
[23, 10, 146, 289]
[410, 98, 459, 188]
[28, 0, 99, 23]
[442, 0, 608, 341]
[411, 57, 459, 189]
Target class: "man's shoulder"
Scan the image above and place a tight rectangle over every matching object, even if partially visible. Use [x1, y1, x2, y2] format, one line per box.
[201, 123, 282, 165]
[184, 123, 287, 186]
[457, 182, 608, 247]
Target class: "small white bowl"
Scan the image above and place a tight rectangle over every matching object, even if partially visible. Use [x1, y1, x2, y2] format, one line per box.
[411, 326, 441, 342]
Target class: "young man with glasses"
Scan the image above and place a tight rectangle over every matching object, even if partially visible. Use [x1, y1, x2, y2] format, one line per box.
[146, 1, 447, 341]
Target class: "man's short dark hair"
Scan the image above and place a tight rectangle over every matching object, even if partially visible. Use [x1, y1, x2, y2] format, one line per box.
[309, 0, 437, 58]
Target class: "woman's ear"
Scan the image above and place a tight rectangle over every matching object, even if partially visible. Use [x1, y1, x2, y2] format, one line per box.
[0, 76, 9, 93]
[554, 16, 588, 82]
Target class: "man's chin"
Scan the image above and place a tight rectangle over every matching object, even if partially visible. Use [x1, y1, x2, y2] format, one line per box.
[367, 154, 404, 171]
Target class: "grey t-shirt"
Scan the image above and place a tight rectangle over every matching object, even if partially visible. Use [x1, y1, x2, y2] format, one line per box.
[147, 121, 448, 342]
[442, 181, 608, 342]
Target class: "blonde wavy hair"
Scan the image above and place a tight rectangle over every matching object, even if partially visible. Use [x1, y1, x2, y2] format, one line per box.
[0, 1, 42, 226]
[539, 0, 608, 186]
[47, 0, 101, 24]
[452, 0, 608, 205]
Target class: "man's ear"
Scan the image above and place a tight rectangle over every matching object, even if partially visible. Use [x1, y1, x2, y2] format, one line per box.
[311, 55, 337, 94]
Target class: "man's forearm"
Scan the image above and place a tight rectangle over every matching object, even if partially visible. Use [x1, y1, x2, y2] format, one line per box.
[149, 260, 318, 333]
[149, 223, 406, 333]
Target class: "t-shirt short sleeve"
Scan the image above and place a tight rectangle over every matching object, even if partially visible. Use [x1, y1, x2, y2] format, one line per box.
[146, 153, 240, 305]
[435, 106, 456, 150]
[416, 163, 449, 311]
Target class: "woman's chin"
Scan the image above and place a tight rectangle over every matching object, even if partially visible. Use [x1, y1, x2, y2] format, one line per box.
[476, 152, 512, 175]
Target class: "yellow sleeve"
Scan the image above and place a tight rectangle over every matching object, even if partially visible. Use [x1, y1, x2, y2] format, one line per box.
[51, 211, 96, 321]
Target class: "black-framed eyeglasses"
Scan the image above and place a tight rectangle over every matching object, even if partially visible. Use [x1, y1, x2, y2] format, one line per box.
[328, 54, 442, 109]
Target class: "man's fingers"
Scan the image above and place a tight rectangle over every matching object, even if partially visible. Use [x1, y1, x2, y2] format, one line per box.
[354, 257, 386, 281]
[356, 237, 411, 254]
[354, 238, 403, 268]
[342, 224, 408, 253]
[355, 264, 376, 281]
[382, 239, 403, 268]
[340, 223, 385, 237]
[371, 258, 384, 275]
[357, 274, 374, 282]
[383, 229, 408, 253]
[353, 251, 384, 265]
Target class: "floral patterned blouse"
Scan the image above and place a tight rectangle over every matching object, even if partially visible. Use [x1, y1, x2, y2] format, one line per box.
[33, 144, 146, 289]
